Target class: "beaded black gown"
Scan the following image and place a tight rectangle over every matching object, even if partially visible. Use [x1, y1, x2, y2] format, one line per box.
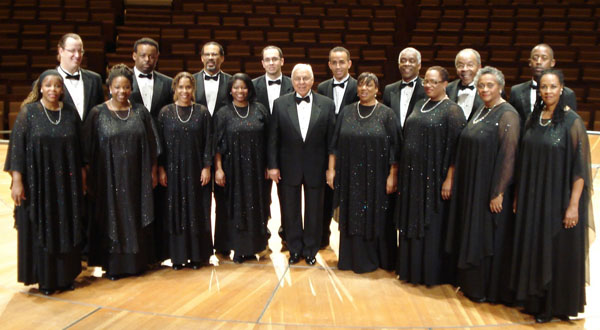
[83, 103, 157, 277]
[5, 102, 84, 290]
[396, 98, 466, 285]
[214, 102, 270, 257]
[157, 104, 213, 266]
[445, 102, 520, 303]
[331, 102, 400, 274]
[510, 109, 593, 318]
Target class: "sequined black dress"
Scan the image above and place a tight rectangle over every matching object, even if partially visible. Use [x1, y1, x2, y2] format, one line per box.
[445, 102, 520, 302]
[83, 103, 157, 277]
[157, 104, 213, 265]
[510, 110, 593, 318]
[214, 102, 270, 257]
[396, 99, 466, 285]
[5, 102, 83, 289]
[331, 102, 400, 273]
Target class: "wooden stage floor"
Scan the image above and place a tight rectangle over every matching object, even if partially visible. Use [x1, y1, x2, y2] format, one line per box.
[0, 135, 599, 329]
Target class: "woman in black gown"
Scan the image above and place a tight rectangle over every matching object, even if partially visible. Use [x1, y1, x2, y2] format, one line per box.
[445, 66, 520, 303]
[510, 69, 593, 323]
[327, 72, 400, 274]
[84, 64, 158, 280]
[157, 72, 213, 270]
[396, 66, 466, 285]
[5, 70, 84, 294]
[214, 73, 270, 264]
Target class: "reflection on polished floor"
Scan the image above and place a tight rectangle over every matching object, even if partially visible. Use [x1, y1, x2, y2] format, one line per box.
[0, 138, 598, 329]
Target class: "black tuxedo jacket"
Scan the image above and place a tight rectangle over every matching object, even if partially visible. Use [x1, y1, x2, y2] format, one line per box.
[510, 80, 578, 123]
[61, 68, 104, 122]
[382, 77, 426, 131]
[316, 76, 359, 116]
[268, 92, 336, 187]
[446, 79, 482, 121]
[192, 70, 232, 116]
[130, 70, 173, 119]
[252, 74, 294, 113]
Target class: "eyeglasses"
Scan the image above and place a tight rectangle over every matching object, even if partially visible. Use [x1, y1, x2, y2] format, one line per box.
[202, 52, 220, 58]
[64, 48, 85, 55]
[456, 62, 477, 69]
[422, 79, 442, 86]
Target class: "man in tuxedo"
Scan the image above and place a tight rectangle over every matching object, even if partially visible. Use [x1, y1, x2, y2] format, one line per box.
[252, 45, 294, 248]
[510, 43, 577, 123]
[446, 48, 482, 121]
[56, 33, 104, 122]
[383, 47, 426, 132]
[193, 41, 232, 117]
[253, 45, 294, 113]
[268, 64, 335, 265]
[129, 37, 172, 266]
[316, 46, 359, 249]
[130, 37, 173, 119]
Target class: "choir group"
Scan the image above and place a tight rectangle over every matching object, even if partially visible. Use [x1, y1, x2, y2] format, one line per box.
[5, 33, 593, 324]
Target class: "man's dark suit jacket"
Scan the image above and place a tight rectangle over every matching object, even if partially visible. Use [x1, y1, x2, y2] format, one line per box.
[130, 70, 173, 119]
[62, 68, 104, 122]
[252, 74, 294, 112]
[510, 80, 577, 123]
[382, 77, 426, 131]
[268, 92, 336, 188]
[192, 70, 232, 116]
[446, 79, 483, 121]
[316, 76, 359, 116]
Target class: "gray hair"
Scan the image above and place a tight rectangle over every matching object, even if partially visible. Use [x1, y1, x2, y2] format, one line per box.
[455, 48, 481, 66]
[474, 66, 505, 89]
[291, 63, 314, 79]
[398, 47, 421, 64]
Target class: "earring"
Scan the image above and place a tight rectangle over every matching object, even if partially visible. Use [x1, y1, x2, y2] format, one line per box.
[560, 90, 563, 95]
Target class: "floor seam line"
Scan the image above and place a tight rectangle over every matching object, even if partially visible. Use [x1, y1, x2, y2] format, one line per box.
[256, 262, 289, 323]
[62, 306, 101, 329]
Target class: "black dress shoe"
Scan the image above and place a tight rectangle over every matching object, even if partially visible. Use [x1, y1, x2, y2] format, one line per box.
[189, 262, 202, 270]
[288, 253, 301, 264]
[39, 287, 55, 295]
[172, 264, 185, 270]
[233, 255, 245, 264]
[59, 283, 75, 291]
[106, 274, 120, 281]
[465, 294, 486, 303]
[305, 256, 316, 265]
[535, 315, 553, 323]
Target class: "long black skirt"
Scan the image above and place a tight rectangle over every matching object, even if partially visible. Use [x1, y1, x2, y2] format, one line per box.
[169, 230, 213, 265]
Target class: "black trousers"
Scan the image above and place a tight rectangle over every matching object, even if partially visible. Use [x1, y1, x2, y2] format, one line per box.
[278, 182, 324, 258]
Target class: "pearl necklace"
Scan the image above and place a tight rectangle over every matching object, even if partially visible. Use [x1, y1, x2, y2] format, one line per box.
[472, 100, 504, 124]
[233, 103, 249, 119]
[420, 96, 448, 113]
[357, 100, 378, 119]
[176, 103, 194, 123]
[110, 99, 131, 121]
[41, 99, 61, 125]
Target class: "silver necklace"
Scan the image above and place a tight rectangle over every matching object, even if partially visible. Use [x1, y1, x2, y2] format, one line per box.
[176, 103, 194, 123]
[233, 103, 249, 119]
[40, 99, 61, 125]
[472, 100, 504, 124]
[420, 96, 448, 113]
[110, 99, 131, 121]
[357, 100, 378, 119]
[539, 106, 552, 127]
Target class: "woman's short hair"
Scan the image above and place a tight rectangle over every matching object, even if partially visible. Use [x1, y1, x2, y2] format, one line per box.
[227, 73, 256, 103]
[427, 66, 449, 82]
[357, 72, 379, 88]
[106, 63, 133, 86]
[474, 66, 505, 89]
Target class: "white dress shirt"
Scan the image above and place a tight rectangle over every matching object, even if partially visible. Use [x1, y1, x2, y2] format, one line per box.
[296, 92, 312, 141]
[456, 82, 476, 119]
[266, 74, 282, 113]
[134, 67, 154, 112]
[529, 80, 537, 113]
[204, 71, 219, 115]
[332, 74, 349, 114]
[58, 66, 85, 119]
[400, 77, 418, 127]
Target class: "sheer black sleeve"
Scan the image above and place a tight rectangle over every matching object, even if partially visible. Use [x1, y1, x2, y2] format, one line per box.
[4, 104, 30, 174]
[490, 106, 520, 198]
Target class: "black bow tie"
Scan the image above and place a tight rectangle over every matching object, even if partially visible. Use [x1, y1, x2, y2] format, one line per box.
[65, 73, 80, 80]
[204, 74, 218, 81]
[530, 82, 538, 90]
[458, 84, 474, 91]
[295, 95, 310, 104]
[333, 82, 345, 88]
[400, 81, 414, 89]
[268, 79, 281, 86]
[138, 73, 152, 79]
